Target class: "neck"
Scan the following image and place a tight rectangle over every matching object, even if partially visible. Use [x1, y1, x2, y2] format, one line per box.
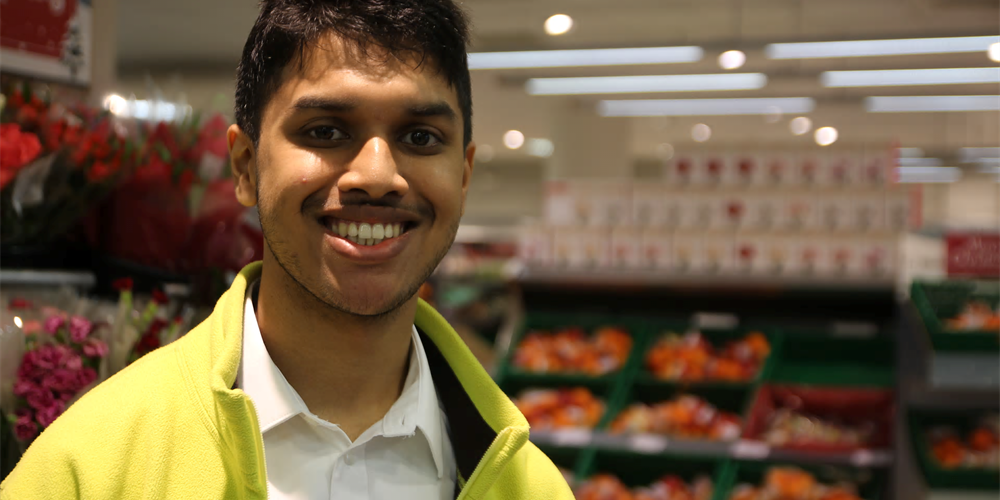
[254, 253, 417, 440]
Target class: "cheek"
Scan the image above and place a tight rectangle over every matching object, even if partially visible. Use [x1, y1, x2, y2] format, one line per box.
[410, 163, 465, 217]
[260, 144, 329, 210]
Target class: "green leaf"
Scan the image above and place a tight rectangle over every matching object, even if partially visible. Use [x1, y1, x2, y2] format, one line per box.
[156, 143, 171, 162]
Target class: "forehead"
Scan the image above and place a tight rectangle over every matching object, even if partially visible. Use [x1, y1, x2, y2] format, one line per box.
[271, 33, 457, 109]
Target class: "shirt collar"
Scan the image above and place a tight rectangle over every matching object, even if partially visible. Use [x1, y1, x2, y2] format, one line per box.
[238, 280, 448, 479]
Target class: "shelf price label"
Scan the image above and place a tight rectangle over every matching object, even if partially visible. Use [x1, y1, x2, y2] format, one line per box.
[849, 449, 892, 467]
[731, 440, 770, 460]
[628, 434, 669, 454]
[693, 312, 739, 330]
[549, 428, 592, 447]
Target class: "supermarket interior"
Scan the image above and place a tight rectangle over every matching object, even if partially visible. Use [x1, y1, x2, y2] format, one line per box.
[0, 0, 999, 499]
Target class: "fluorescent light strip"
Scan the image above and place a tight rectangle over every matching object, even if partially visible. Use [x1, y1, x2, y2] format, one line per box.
[526, 73, 767, 95]
[767, 35, 998, 59]
[960, 147, 1000, 161]
[468, 46, 703, 70]
[896, 166, 962, 183]
[896, 147, 926, 158]
[897, 157, 943, 167]
[866, 95, 1000, 112]
[823, 68, 1000, 87]
[597, 97, 815, 117]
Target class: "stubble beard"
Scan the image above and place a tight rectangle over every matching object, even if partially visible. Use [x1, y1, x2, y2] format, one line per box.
[255, 182, 458, 322]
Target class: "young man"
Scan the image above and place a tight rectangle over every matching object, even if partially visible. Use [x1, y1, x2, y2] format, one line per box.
[0, 1, 573, 499]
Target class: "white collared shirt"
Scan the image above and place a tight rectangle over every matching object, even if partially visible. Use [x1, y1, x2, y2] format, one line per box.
[238, 281, 456, 500]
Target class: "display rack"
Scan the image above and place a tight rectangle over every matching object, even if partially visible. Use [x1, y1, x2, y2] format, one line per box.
[498, 276, 903, 499]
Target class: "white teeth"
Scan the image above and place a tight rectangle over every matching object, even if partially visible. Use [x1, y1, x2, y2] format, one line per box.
[358, 223, 372, 239]
[348, 235, 358, 243]
[337, 222, 347, 237]
[373, 224, 385, 239]
[395, 223, 402, 236]
[348, 223, 358, 237]
[384, 224, 394, 238]
[365, 238, 374, 246]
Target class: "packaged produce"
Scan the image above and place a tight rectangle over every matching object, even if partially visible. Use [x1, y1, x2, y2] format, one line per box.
[513, 326, 632, 375]
[728, 467, 863, 500]
[645, 330, 770, 382]
[575, 473, 713, 500]
[763, 408, 875, 448]
[944, 301, 1000, 332]
[610, 395, 742, 441]
[929, 414, 1000, 469]
[513, 387, 605, 430]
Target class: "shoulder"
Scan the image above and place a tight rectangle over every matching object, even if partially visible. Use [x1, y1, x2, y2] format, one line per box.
[1, 336, 211, 499]
[489, 442, 575, 499]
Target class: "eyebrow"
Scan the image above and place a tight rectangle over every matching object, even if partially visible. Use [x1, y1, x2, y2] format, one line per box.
[290, 96, 457, 122]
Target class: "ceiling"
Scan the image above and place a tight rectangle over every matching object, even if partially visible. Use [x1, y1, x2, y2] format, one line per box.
[117, 0, 999, 66]
[115, 0, 1000, 162]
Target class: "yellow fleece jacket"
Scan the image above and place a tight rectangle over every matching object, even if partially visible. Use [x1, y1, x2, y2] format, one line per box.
[1, 262, 573, 500]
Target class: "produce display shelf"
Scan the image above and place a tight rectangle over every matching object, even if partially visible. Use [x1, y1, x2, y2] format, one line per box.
[529, 429, 894, 468]
[910, 280, 1000, 352]
[716, 459, 888, 500]
[518, 268, 898, 292]
[908, 408, 1000, 491]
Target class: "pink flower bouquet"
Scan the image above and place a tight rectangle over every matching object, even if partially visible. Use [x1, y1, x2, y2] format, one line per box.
[7, 312, 108, 442]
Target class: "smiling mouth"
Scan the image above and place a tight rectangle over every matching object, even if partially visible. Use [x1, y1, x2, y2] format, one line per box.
[321, 217, 414, 246]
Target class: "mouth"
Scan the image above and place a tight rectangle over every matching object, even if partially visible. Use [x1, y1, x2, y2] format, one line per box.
[320, 216, 415, 247]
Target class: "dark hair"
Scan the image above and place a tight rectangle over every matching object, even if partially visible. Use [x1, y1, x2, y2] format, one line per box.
[235, 0, 473, 147]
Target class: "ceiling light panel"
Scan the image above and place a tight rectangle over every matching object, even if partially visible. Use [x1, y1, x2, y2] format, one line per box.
[526, 73, 767, 95]
[865, 95, 1000, 112]
[766, 36, 999, 59]
[468, 46, 704, 70]
[597, 97, 815, 117]
[822, 68, 1000, 87]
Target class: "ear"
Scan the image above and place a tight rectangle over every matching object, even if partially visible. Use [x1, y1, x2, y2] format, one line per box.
[460, 141, 476, 217]
[228, 124, 258, 207]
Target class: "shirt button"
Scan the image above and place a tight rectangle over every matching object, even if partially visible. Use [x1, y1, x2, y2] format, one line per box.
[344, 451, 356, 466]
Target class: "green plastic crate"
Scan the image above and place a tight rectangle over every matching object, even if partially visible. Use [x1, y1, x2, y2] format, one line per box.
[911, 280, 1000, 352]
[606, 382, 755, 440]
[576, 448, 732, 495]
[497, 311, 646, 387]
[767, 334, 895, 387]
[715, 460, 886, 500]
[908, 409, 1000, 491]
[497, 316, 638, 431]
[636, 323, 782, 388]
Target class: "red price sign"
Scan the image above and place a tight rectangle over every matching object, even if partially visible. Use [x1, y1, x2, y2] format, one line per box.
[946, 232, 1000, 278]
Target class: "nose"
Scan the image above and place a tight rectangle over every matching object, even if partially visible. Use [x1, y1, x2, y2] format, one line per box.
[338, 137, 409, 199]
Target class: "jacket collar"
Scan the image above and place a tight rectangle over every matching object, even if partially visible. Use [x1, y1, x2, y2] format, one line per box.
[176, 262, 529, 499]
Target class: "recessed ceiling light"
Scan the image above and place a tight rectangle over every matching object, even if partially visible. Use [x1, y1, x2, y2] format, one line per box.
[544, 14, 573, 36]
[718, 50, 746, 70]
[503, 130, 525, 149]
[790, 117, 812, 135]
[814, 126, 839, 146]
[691, 124, 711, 142]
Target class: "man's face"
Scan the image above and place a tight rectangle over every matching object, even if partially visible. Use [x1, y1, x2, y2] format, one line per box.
[238, 35, 474, 317]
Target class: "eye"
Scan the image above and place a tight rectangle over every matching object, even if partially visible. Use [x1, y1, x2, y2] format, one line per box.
[306, 126, 349, 141]
[400, 130, 441, 147]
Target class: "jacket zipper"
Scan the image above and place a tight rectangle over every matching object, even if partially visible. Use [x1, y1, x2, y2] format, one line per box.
[245, 397, 269, 500]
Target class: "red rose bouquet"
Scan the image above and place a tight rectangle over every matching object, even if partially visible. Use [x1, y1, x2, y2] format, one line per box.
[0, 85, 137, 245]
